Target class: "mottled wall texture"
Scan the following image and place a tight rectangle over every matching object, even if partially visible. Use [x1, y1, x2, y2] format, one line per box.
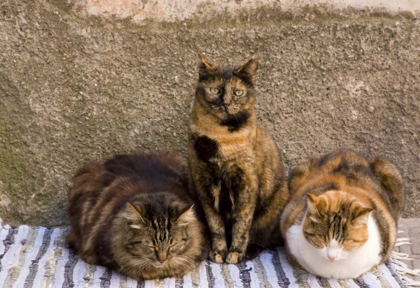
[0, 0, 419, 226]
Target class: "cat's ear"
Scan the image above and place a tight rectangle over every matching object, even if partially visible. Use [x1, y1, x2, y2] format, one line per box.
[352, 205, 373, 226]
[124, 202, 147, 229]
[198, 51, 217, 73]
[235, 59, 258, 81]
[307, 193, 320, 214]
[176, 204, 195, 227]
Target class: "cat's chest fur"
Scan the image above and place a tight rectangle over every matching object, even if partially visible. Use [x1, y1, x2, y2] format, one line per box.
[192, 131, 253, 216]
[286, 215, 382, 279]
[191, 118, 256, 161]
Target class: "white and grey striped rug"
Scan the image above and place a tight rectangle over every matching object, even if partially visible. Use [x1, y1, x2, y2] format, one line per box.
[0, 222, 409, 288]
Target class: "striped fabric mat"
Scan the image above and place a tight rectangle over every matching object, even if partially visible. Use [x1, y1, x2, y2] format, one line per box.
[0, 222, 408, 288]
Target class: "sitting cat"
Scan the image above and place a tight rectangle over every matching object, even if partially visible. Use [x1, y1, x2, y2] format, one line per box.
[67, 152, 208, 280]
[281, 149, 405, 279]
[188, 52, 289, 264]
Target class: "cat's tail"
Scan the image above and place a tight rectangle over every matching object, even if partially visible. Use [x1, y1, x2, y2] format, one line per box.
[370, 157, 405, 220]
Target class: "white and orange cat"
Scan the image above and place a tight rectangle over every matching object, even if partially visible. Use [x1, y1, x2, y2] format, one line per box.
[281, 149, 405, 279]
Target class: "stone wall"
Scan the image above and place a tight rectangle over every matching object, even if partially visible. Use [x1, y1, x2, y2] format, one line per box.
[0, 0, 419, 226]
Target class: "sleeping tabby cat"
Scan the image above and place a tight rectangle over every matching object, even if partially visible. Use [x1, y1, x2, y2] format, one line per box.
[188, 52, 289, 264]
[67, 152, 208, 280]
[281, 149, 405, 279]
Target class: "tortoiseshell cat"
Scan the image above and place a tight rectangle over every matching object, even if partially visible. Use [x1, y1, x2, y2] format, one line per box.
[67, 152, 208, 280]
[188, 52, 289, 264]
[281, 149, 405, 279]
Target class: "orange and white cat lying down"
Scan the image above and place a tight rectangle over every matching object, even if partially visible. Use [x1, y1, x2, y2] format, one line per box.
[281, 149, 405, 279]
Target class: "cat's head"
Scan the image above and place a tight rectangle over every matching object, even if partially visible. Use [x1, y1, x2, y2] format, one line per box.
[195, 52, 258, 125]
[112, 199, 203, 278]
[302, 190, 373, 262]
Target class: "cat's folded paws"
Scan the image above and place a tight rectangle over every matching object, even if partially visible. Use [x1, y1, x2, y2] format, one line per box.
[225, 251, 245, 264]
[209, 250, 226, 264]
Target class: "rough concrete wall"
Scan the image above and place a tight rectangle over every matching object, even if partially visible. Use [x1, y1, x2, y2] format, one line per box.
[0, 0, 419, 226]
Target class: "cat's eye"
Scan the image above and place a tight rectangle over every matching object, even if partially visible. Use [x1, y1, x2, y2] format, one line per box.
[234, 89, 245, 96]
[168, 238, 187, 248]
[209, 87, 220, 94]
[129, 241, 153, 248]
[346, 239, 361, 244]
[170, 243, 187, 253]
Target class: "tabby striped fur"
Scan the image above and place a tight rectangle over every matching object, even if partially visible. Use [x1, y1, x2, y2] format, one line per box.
[67, 152, 208, 280]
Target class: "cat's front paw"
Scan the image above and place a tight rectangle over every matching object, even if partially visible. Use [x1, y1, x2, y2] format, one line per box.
[225, 251, 245, 264]
[209, 250, 226, 264]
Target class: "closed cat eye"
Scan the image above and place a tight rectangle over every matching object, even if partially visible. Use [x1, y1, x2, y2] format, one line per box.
[169, 238, 188, 248]
[170, 243, 187, 252]
[129, 241, 154, 248]
[346, 239, 362, 243]
[234, 89, 245, 96]
[209, 87, 220, 94]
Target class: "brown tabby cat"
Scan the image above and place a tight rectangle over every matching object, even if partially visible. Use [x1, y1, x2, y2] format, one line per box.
[281, 149, 405, 279]
[67, 152, 208, 280]
[188, 52, 289, 264]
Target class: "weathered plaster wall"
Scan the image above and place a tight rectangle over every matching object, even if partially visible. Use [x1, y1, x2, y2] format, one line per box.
[0, 0, 419, 226]
[69, 0, 420, 26]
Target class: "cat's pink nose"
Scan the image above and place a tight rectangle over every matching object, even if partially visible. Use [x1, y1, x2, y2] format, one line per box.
[328, 255, 337, 261]
[157, 249, 168, 263]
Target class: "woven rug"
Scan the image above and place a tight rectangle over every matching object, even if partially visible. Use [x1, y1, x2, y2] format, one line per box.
[0, 222, 411, 288]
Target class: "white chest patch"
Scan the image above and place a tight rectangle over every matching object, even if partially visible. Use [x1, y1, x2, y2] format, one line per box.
[286, 216, 382, 279]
